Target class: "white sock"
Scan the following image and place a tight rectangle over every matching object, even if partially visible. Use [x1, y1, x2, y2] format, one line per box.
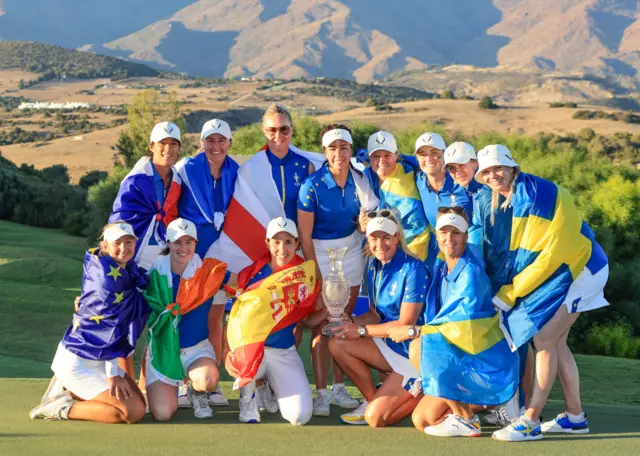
[316, 388, 327, 395]
[332, 383, 344, 390]
[240, 380, 255, 400]
[566, 411, 585, 422]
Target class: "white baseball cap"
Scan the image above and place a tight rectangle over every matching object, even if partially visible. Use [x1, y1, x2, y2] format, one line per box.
[435, 213, 469, 233]
[103, 222, 138, 243]
[475, 144, 519, 182]
[367, 131, 398, 155]
[201, 118, 232, 140]
[366, 216, 399, 237]
[443, 141, 477, 172]
[150, 121, 181, 144]
[322, 128, 353, 148]
[266, 217, 298, 239]
[415, 132, 446, 153]
[166, 218, 198, 242]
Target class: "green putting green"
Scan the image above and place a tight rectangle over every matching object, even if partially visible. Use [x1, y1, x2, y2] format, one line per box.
[1, 220, 639, 455]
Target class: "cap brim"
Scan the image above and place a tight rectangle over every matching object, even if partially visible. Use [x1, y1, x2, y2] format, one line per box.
[201, 129, 231, 140]
[368, 146, 397, 156]
[442, 157, 472, 173]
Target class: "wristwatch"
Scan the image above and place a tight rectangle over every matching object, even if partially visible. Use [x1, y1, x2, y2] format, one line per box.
[357, 326, 366, 337]
[407, 325, 420, 339]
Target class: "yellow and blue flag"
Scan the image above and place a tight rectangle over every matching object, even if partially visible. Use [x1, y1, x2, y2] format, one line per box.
[420, 252, 518, 406]
[375, 162, 437, 263]
[493, 173, 608, 350]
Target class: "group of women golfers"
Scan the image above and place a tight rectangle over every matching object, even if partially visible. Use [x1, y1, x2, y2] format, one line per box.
[29, 103, 609, 442]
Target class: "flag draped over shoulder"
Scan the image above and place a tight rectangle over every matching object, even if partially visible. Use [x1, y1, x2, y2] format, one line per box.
[144, 255, 227, 384]
[62, 249, 150, 361]
[226, 256, 319, 387]
[378, 162, 433, 262]
[109, 157, 181, 270]
[174, 153, 238, 252]
[420, 254, 518, 406]
[493, 173, 609, 350]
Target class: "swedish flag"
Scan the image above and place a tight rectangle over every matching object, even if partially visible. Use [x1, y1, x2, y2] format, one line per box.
[493, 173, 608, 350]
[378, 162, 436, 263]
[420, 252, 518, 406]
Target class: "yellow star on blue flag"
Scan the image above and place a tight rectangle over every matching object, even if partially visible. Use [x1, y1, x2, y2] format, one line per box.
[89, 315, 106, 324]
[113, 292, 125, 304]
[107, 265, 123, 281]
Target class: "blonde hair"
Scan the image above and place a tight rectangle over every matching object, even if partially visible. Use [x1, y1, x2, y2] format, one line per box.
[262, 103, 293, 126]
[490, 168, 520, 225]
[98, 220, 133, 252]
[363, 211, 416, 259]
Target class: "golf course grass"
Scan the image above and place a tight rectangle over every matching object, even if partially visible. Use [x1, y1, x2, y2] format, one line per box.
[1, 220, 639, 455]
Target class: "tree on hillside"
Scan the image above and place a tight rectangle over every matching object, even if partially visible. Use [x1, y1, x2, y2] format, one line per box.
[115, 89, 193, 167]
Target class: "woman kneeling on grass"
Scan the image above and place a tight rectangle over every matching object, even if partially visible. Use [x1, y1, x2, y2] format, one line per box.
[144, 218, 228, 421]
[329, 210, 427, 427]
[226, 217, 319, 426]
[30, 222, 149, 424]
[389, 209, 518, 437]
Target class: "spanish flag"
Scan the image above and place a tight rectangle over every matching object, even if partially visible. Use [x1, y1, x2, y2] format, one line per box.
[144, 255, 227, 384]
[226, 255, 319, 388]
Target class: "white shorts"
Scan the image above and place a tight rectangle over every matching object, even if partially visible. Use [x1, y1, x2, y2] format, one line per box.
[51, 343, 125, 400]
[373, 338, 421, 396]
[313, 231, 365, 287]
[564, 264, 609, 313]
[146, 338, 217, 387]
[252, 346, 313, 426]
[212, 289, 227, 306]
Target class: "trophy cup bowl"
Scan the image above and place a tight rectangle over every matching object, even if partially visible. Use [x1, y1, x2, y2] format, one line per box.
[321, 246, 351, 337]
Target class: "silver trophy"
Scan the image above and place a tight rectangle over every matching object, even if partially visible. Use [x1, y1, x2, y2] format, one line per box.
[321, 247, 351, 336]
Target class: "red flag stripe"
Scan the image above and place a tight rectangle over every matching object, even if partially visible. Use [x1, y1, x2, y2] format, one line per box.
[223, 197, 268, 263]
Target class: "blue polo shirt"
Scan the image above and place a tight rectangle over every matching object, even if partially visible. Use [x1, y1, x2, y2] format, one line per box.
[473, 190, 514, 295]
[426, 251, 494, 324]
[415, 172, 460, 227]
[172, 272, 213, 349]
[150, 164, 172, 246]
[450, 179, 485, 222]
[179, 177, 225, 258]
[266, 148, 311, 224]
[367, 249, 428, 357]
[244, 263, 296, 349]
[297, 166, 361, 240]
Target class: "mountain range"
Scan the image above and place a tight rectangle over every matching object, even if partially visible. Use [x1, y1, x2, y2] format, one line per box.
[0, 0, 638, 82]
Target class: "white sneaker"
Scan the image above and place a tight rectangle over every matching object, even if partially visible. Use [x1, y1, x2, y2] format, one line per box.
[256, 383, 279, 413]
[29, 392, 75, 420]
[188, 385, 213, 419]
[312, 389, 330, 417]
[40, 375, 65, 404]
[178, 383, 191, 408]
[239, 396, 261, 423]
[425, 414, 481, 437]
[541, 412, 589, 434]
[330, 384, 359, 409]
[483, 407, 515, 427]
[340, 400, 368, 425]
[208, 385, 229, 407]
[492, 416, 543, 442]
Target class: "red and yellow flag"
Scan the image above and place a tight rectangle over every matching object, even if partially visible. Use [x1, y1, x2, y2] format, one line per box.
[226, 258, 318, 387]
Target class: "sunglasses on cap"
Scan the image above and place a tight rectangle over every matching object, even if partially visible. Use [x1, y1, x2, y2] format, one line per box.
[264, 125, 292, 137]
[367, 209, 400, 222]
[437, 206, 465, 216]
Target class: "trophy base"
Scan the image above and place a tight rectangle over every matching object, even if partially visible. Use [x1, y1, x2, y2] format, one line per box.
[321, 320, 343, 337]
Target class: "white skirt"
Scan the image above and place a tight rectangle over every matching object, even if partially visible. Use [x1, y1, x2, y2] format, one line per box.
[51, 343, 124, 400]
[313, 231, 365, 287]
[564, 264, 609, 313]
[373, 338, 421, 397]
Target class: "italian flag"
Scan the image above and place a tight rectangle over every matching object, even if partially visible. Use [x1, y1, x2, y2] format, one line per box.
[144, 255, 227, 384]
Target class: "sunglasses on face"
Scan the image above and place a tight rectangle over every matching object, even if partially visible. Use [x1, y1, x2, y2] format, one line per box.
[264, 126, 292, 137]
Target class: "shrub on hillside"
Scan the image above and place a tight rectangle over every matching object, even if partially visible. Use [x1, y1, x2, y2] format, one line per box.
[478, 96, 499, 110]
[440, 89, 455, 100]
[79, 170, 108, 189]
[549, 102, 578, 108]
[583, 321, 640, 359]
